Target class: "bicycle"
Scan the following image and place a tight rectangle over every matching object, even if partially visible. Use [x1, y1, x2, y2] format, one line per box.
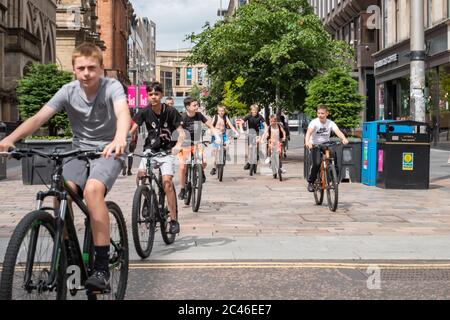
[0, 148, 129, 300]
[311, 142, 341, 212]
[214, 134, 237, 182]
[248, 135, 260, 176]
[269, 141, 284, 182]
[182, 141, 209, 212]
[131, 151, 178, 259]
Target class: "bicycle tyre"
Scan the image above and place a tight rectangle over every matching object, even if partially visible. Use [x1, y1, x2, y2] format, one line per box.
[160, 183, 178, 245]
[313, 180, 324, 205]
[0, 210, 67, 300]
[103, 201, 129, 300]
[184, 165, 192, 206]
[326, 165, 339, 212]
[131, 186, 156, 259]
[192, 164, 203, 212]
[217, 164, 224, 182]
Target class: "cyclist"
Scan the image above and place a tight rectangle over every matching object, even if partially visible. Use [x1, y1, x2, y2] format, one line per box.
[262, 114, 287, 178]
[178, 97, 221, 200]
[243, 104, 267, 170]
[0, 43, 131, 291]
[305, 104, 349, 192]
[210, 105, 240, 175]
[130, 82, 185, 234]
[165, 97, 175, 108]
[122, 108, 138, 176]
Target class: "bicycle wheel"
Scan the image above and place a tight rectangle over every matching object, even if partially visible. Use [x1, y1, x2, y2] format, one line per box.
[131, 186, 156, 259]
[160, 183, 178, 245]
[217, 164, 224, 182]
[103, 201, 129, 300]
[313, 179, 324, 205]
[326, 165, 339, 212]
[0, 210, 67, 300]
[192, 164, 203, 212]
[184, 165, 192, 206]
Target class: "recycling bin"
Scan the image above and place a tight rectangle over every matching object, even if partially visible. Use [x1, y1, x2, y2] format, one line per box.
[376, 121, 431, 189]
[361, 120, 413, 186]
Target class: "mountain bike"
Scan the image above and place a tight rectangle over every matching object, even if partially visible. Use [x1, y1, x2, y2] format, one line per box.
[248, 135, 260, 176]
[182, 141, 209, 212]
[311, 142, 341, 212]
[269, 141, 284, 182]
[131, 151, 178, 259]
[0, 148, 128, 300]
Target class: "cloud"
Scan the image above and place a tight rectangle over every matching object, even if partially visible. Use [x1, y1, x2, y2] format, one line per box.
[130, 0, 223, 50]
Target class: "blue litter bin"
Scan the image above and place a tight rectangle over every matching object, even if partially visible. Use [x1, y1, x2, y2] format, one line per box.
[361, 120, 413, 186]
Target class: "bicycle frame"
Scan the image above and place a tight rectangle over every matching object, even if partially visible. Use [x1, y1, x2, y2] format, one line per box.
[30, 163, 94, 291]
[142, 156, 165, 221]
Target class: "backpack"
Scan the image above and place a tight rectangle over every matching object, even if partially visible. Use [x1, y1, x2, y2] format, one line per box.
[268, 124, 283, 140]
[213, 114, 230, 129]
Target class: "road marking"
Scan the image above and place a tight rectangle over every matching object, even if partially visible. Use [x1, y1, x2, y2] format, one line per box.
[127, 261, 450, 270]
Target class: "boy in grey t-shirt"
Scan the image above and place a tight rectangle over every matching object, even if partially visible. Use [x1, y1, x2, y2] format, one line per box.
[0, 43, 131, 291]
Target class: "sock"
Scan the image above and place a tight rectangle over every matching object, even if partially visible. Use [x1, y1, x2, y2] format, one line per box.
[94, 246, 110, 272]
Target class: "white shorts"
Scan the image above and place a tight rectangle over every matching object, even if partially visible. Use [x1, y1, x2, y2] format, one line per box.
[138, 150, 176, 177]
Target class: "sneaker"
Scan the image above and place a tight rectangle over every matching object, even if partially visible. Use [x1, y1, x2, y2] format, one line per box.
[265, 157, 271, 165]
[281, 168, 287, 174]
[244, 163, 251, 170]
[273, 173, 277, 179]
[122, 166, 127, 176]
[85, 269, 110, 292]
[127, 170, 133, 176]
[210, 168, 216, 175]
[307, 182, 314, 192]
[169, 220, 180, 234]
[178, 189, 186, 200]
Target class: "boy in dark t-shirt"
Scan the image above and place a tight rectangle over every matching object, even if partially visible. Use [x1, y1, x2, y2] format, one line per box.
[177, 97, 220, 200]
[131, 82, 185, 234]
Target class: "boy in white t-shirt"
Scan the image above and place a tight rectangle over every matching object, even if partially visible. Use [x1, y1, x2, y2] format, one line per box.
[304, 104, 349, 192]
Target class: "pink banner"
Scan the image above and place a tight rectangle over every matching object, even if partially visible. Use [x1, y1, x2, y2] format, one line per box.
[139, 85, 148, 108]
[127, 86, 137, 108]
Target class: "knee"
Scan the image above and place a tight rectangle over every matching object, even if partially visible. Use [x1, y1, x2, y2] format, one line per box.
[83, 183, 105, 201]
[163, 181, 173, 193]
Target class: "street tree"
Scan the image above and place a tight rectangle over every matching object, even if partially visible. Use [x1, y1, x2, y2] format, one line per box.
[304, 67, 365, 129]
[187, 0, 352, 117]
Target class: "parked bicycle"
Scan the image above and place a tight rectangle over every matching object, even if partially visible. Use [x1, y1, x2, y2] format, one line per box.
[311, 142, 341, 212]
[131, 151, 178, 259]
[0, 148, 128, 300]
[182, 141, 209, 212]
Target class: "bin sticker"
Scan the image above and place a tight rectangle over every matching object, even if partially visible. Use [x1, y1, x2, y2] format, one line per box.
[402, 153, 414, 171]
[378, 150, 384, 172]
[363, 141, 368, 170]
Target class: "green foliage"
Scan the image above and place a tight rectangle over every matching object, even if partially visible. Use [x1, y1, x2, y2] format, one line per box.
[188, 83, 202, 100]
[186, 0, 353, 114]
[304, 67, 365, 129]
[16, 63, 73, 136]
[221, 77, 248, 117]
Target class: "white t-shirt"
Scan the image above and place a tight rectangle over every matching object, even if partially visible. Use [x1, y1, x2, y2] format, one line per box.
[308, 118, 339, 145]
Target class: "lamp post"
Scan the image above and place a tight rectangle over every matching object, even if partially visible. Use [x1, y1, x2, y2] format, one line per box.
[410, 0, 426, 122]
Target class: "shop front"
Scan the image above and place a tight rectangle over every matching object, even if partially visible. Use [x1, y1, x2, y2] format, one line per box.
[374, 23, 450, 149]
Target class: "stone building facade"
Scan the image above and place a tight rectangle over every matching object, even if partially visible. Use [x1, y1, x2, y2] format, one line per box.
[0, 0, 57, 124]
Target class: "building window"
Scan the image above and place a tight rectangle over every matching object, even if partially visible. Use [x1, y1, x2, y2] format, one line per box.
[197, 68, 204, 85]
[383, 0, 388, 48]
[448, 0, 450, 18]
[176, 92, 184, 97]
[160, 71, 173, 96]
[176, 68, 181, 86]
[186, 68, 192, 86]
[427, 0, 432, 27]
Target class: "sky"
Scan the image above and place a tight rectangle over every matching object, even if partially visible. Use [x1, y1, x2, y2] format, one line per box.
[129, 0, 225, 50]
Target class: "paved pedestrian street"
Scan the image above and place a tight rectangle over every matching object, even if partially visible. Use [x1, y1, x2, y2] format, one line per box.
[1, 133, 450, 261]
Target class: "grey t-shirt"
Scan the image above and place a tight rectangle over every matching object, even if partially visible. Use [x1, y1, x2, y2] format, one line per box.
[46, 77, 126, 148]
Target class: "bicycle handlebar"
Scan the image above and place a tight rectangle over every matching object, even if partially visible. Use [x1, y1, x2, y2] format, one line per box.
[133, 151, 169, 158]
[2, 148, 103, 160]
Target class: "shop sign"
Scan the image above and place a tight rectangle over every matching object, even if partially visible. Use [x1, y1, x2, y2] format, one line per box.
[375, 54, 399, 69]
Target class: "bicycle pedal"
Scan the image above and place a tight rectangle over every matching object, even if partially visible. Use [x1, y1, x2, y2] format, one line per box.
[87, 288, 111, 295]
